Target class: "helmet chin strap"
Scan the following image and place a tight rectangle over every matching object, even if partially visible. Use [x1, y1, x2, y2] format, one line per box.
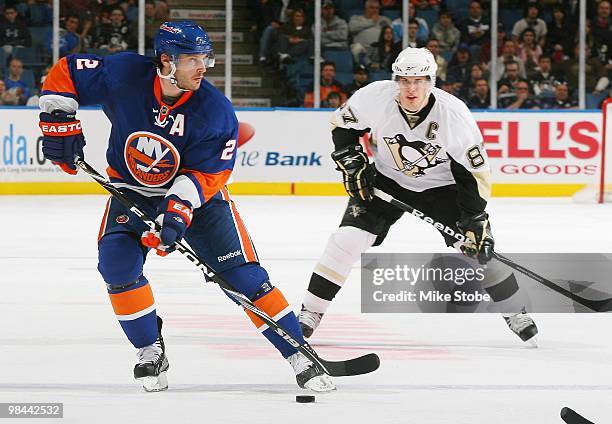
[156, 61, 191, 92]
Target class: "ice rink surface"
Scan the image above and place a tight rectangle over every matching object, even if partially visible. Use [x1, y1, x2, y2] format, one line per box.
[1, 195, 612, 424]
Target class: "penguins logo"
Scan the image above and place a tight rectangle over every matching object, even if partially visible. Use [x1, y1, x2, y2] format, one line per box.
[383, 134, 447, 177]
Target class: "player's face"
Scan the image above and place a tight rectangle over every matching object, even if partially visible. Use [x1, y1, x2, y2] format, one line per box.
[173, 54, 211, 90]
[397, 76, 430, 112]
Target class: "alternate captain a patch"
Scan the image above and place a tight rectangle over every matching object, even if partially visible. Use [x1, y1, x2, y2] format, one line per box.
[124, 131, 180, 187]
[383, 133, 447, 177]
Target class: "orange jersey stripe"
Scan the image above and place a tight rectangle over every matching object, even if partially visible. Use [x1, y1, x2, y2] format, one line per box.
[182, 168, 232, 202]
[109, 284, 154, 316]
[245, 288, 289, 328]
[97, 197, 111, 241]
[106, 166, 123, 180]
[229, 200, 257, 262]
[42, 57, 77, 96]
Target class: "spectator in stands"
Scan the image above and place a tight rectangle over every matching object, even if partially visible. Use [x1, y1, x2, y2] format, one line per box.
[46, 14, 81, 57]
[258, 5, 284, 64]
[277, 8, 312, 64]
[459, 63, 484, 100]
[345, 64, 369, 97]
[426, 38, 447, 81]
[0, 6, 32, 55]
[479, 22, 505, 64]
[392, 3, 428, 43]
[530, 55, 562, 98]
[446, 44, 473, 88]
[459, 1, 490, 48]
[405, 19, 424, 48]
[561, 45, 608, 95]
[538, 82, 578, 109]
[431, 10, 461, 55]
[366, 25, 401, 71]
[499, 80, 538, 109]
[511, 1, 547, 47]
[488, 39, 526, 80]
[349, 0, 392, 64]
[0, 79, 21, 105]
[253, 0, 283, 36]
[303, 60, 347, 107]
[517, 28, 542, 78]
[467, 78, 490, 109]
[591, 0, 611, 65]
[545, 6, 573, 64]
[592, 0, 611, 45]
[4, 58, 29, 105]
[497, 60, 523, 91]
[26, 64, 50, 106]
[131, 0, 167, 49]
[318, 0, 348, 51]
[94, 7, 132, 53]
[326, 91, 342, 108]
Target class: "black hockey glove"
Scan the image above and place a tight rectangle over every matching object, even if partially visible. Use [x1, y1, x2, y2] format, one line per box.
[331, 144, 375, 202]
[457, 211, 494, 264]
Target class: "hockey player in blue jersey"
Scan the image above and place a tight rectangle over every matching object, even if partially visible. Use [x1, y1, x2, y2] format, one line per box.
[38, 20, 335, 392]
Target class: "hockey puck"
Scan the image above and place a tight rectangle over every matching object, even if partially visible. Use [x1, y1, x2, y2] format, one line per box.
[295, 395, 315, 403]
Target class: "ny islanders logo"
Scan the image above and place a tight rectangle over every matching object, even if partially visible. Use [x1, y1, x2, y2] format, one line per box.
[383, 133, 447, 177]
[124, 131, 180, 187]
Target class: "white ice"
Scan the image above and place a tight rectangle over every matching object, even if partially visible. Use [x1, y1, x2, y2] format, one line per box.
[1, 195, 612, 424]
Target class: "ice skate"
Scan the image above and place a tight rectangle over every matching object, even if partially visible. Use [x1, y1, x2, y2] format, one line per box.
[134, 316, 169, 392]
[298, 305, 324, 338]
[504, 308, 538, 347]
[288, 351, 335, 392]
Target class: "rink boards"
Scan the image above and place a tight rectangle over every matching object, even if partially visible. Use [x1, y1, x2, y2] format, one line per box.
[0, 107, 602, 196]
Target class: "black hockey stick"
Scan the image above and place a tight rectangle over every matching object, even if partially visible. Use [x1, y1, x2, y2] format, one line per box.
[76, 158, 380, 378]
[373, 188, 612, 312]
[561, 407, 596, 424]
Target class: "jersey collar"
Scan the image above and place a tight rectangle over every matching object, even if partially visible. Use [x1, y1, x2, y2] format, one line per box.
[397, 94, 436, 130]
[153, 75, 194, 111]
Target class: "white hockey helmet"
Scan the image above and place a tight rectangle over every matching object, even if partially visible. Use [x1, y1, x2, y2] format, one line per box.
[391, 47, 437, 90]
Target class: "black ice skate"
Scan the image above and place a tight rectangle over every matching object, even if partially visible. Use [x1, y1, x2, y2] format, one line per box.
[504, 308, 538, 345]
[134, 316, 169, 392]
[298, 305, 324, 338]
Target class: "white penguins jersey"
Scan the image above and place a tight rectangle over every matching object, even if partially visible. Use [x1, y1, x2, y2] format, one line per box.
[332, 80, 491, 202]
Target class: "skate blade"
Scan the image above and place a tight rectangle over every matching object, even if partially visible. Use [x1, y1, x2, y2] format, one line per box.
[525, 336, 538, 348]
[137, 372, 168, 392]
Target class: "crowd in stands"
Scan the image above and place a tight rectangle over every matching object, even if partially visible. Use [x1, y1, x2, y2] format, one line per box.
[251, 0, 612, 109]
[0, 0, 609, 109]
[0, 0, 169, 105]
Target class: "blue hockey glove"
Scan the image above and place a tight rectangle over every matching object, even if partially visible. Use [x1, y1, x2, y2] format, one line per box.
[39, 111, 86, 175]
[141, 195, 193, 256]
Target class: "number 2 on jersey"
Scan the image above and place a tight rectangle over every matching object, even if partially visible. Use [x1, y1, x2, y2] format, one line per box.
[221, 139, 236, 160]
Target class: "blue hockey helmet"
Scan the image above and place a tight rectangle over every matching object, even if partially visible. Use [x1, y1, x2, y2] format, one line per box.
[154, 20, 215, 66]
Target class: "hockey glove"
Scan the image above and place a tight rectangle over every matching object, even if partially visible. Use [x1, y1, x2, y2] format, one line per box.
[39, 111, 86, 175]
[141, 195, 193, 257]
[331, 144, 376, 202]
[457, 211, 494, 265]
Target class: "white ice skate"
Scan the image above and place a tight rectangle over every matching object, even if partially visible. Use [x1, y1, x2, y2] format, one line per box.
[288, 352, 336, 392]
[503, 309, 538, 347]
[134, 317, 169, 392]
[298, 305, 324, 339]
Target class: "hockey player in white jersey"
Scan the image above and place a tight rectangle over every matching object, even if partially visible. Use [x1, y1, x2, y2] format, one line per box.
[299, 47, 538, 344]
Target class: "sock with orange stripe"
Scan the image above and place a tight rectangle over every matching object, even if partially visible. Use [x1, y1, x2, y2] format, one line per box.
[108, 275, 158, 348]
[221, 264, 304, 358]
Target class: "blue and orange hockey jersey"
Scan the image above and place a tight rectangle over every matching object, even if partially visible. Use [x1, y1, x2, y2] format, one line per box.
[40, 52, 238, 209]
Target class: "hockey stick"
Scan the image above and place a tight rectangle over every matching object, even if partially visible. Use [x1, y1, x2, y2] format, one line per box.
[561, 407, 596, 424]
[76, 158, 380, 378]
[373, 188, 612, 312]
